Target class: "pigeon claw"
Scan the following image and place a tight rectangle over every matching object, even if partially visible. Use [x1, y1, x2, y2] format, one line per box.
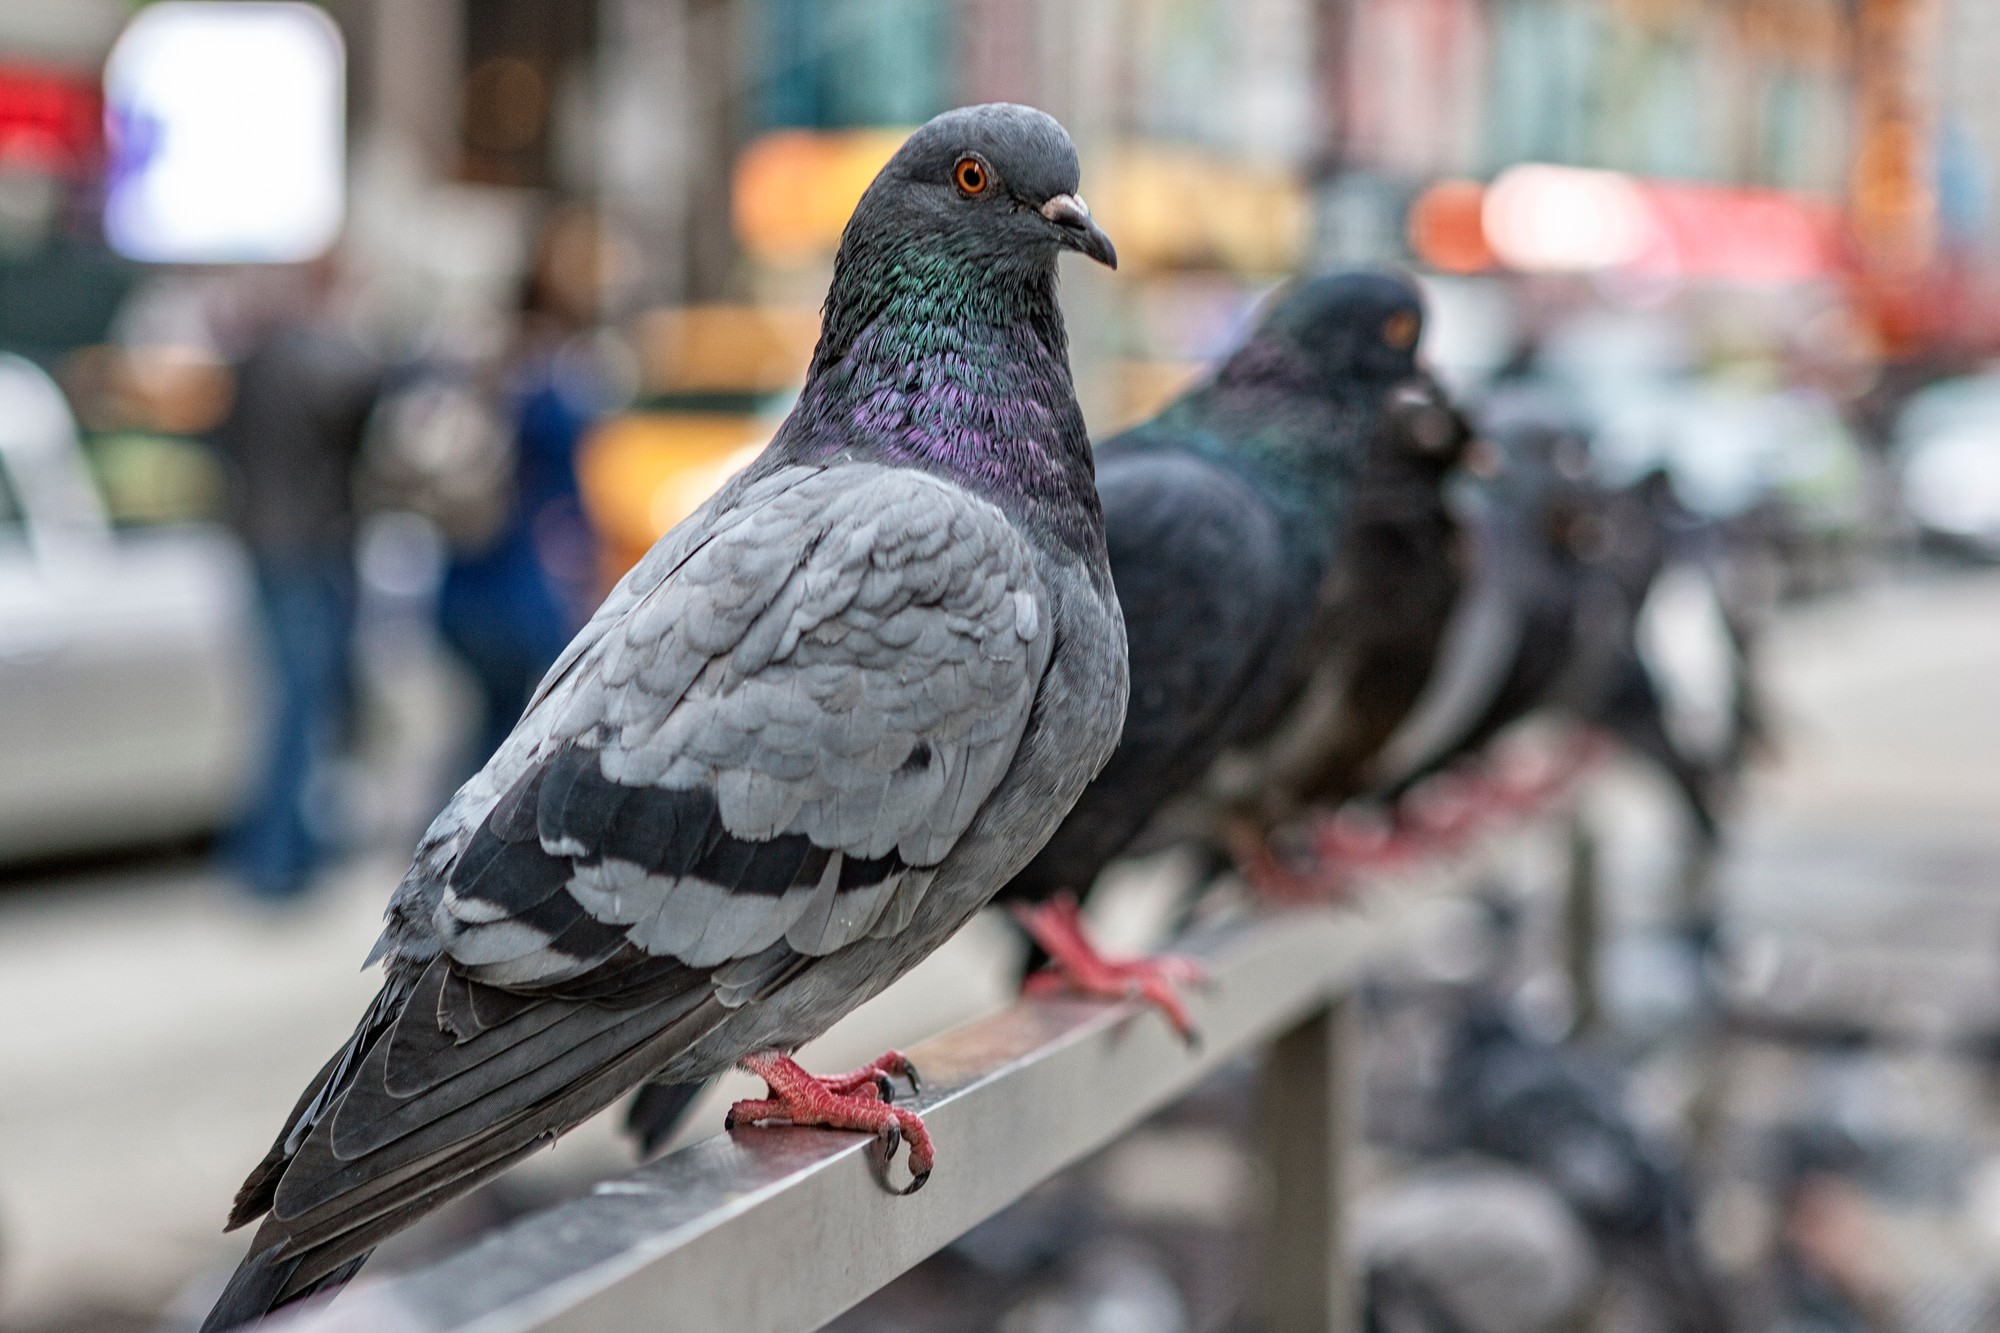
[811, 1049, 921, 1103]
[1011, 894, 1206, 1045]
[728, 1051, 935, 1193]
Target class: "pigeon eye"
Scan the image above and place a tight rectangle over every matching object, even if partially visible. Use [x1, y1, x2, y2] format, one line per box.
[1382, 311, 1419, 351]
[953, 157, 989, 196]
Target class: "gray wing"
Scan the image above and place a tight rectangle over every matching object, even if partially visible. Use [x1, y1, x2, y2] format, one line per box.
[218, 462, 1057, 1312]
[430, 461, 1055, 979]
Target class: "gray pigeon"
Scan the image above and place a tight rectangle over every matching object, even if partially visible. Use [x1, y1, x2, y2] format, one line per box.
[202, 102, 1126, 1331]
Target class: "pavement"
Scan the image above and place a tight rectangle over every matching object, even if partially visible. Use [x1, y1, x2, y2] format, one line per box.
[3, 565, 2000, 1331]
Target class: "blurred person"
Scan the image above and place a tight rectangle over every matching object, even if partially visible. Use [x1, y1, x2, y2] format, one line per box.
[435, 207, 612, 774]
[209, 259, 382, 899]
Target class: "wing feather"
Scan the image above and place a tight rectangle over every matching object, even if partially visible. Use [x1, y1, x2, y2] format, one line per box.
[428, 464, 1051, 988]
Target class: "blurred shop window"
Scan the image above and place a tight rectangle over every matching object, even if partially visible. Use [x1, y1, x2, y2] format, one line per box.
[456, 0, 595, 189]
[103, 3, 345, 263]
[0, 60, 132, 362]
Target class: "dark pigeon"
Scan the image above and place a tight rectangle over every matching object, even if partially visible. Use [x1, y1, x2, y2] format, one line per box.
[993, 271, 1472, 1030]
[202, 102, 1127, 1330]
[1246, 369, 1474, 825]
[1368, 386, 1610, 802]
[1371, 384, 1750, 850]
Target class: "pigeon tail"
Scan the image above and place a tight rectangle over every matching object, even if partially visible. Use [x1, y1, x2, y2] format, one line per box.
[624, 1079, 710, 1158]
[199, 1246, 370, 1333]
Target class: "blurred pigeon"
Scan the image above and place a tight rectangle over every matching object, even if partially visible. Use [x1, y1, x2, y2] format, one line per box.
[1371, 385, 1750, 849]
[1438, 1002, 1728, 1333]
[1368, 387, 1607, 800]
[1267, 370, 1474, 819]
[995, 272, 1470, 1032]
[202, 103, 1127, 1330]
[1622, 470, 1765, 837]
[1358, 1164, 1598, 1333]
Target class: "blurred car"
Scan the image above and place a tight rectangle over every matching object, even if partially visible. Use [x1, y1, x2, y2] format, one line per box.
[1579, 378, 1862, 529]
[1892, 371, 2000, 558]
[0, 353, 261, 862]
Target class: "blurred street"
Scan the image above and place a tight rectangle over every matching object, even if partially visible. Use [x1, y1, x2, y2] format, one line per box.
[4, 563, 1998, 1331]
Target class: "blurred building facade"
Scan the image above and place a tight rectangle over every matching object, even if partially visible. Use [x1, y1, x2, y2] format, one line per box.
[10, 0, 2000, 553]
[9, 3, 2000, 335]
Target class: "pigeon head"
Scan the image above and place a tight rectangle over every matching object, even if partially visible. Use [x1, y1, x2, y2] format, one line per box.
[849, 103, 1118, 274]
[807, 103, 1117, 383]
[782, 104, 1115, 556]
[1263, 268, 1428, 384]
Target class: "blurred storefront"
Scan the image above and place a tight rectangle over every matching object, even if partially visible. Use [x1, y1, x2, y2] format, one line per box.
[14, 0, 2000, 555]
[318, 0, 2000, 565]
[0, 2, 131, 366]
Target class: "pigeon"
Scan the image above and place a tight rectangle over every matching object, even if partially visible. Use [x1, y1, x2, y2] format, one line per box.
[994, 271, 1469, 1033]
[202, 102, 1127, 1331]
[1358, 1164, 1598, 1333]
[1370, 384, 1747, 850]
[1618, 468, 1764, 843]
[622, 272, 1435, 1155]
[1253, 368, 1473, 824]
[1366, 387, 1605, 802]
[1436, 1002, 1730, 1333]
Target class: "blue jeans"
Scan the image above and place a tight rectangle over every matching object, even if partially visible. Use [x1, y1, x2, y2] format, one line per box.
[223, 559, 355, 899]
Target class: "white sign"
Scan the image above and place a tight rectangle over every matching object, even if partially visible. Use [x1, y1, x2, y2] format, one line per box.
[104, 2, 345, 264]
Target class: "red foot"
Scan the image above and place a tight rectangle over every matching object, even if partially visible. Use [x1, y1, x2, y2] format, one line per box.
[1309, 809, 1426, 873]
[726, 1050, 933, 1192]
[1395, 730, 1614, 847]
[1242, 843, 1346, 904]
[1011, 894, 1206, 1043]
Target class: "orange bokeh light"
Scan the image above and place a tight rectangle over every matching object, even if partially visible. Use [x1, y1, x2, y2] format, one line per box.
[1407, 179, 1493, 274]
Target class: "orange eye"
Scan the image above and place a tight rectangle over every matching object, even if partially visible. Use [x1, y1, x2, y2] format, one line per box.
[954, 157, 989, 196]
[1382, 310, 1419, 351]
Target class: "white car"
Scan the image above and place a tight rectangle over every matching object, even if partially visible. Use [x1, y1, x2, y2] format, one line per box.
[1894, 372, 2000, 557]
[0, 354, 262, 861]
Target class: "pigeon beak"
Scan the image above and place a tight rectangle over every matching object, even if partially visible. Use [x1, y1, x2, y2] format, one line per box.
[1041, 193, 1118, 269]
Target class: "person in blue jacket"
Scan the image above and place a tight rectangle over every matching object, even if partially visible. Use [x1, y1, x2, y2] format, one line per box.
[438, 209, 611, 771]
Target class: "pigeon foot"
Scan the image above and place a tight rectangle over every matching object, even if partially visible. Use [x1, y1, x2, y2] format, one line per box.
[727, 1050, 933, 1192]
[1012, 893, 1206, 1043]
[1307, 809, 1425, 875]
[1241, 842, 1347, 904]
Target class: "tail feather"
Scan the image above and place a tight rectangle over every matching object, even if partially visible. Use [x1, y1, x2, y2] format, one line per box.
[202, 974, 733, 1332]
[198, 1247, 370, 1333]
[228, 1051, 347, 1230]
[230, 978, 413, 1231]
[623, 1079, 710, 1158]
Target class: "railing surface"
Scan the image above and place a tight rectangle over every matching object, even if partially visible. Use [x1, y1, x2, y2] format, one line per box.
[271, 895, 1429, 1333]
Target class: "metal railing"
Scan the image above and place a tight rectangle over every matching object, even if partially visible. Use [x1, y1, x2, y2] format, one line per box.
[274, 813, 1589, 1333]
